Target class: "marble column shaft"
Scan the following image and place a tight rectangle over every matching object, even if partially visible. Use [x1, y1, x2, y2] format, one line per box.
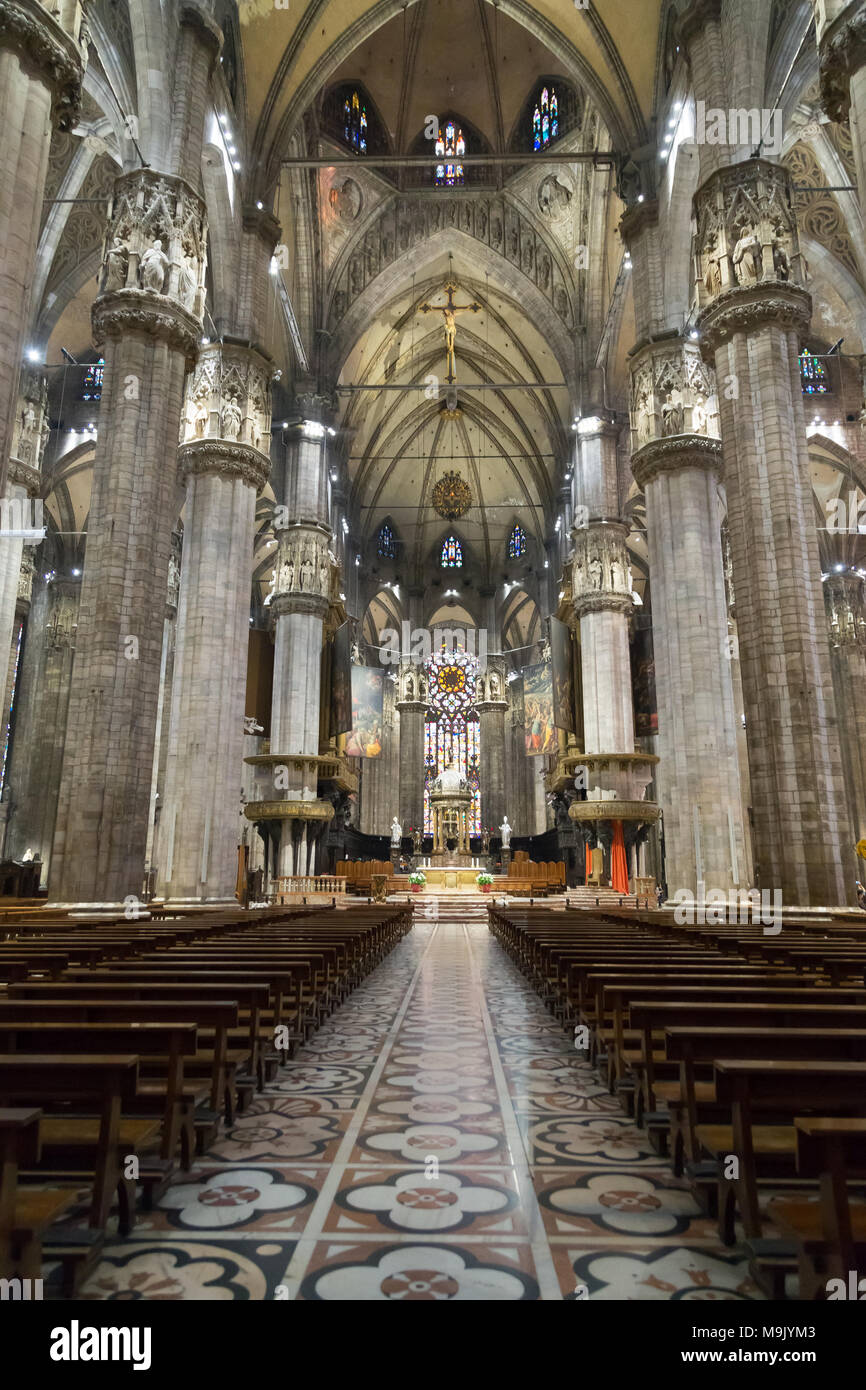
[158, 444, 268, 902]
[693, 162, 851, 904]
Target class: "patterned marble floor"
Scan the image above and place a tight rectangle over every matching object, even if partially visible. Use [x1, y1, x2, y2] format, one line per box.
[74, 904, 763, 1300]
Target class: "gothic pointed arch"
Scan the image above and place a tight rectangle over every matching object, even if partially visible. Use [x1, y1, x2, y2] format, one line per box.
[508, 77, 582, 153]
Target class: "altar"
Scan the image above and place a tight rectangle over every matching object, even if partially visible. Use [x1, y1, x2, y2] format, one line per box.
[421, 868, 493, 892]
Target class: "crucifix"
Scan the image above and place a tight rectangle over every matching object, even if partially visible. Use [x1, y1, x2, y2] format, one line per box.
[418, 279, 481, 384]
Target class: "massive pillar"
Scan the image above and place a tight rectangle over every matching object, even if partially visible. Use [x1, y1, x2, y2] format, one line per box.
[0, 368, 46, 704]
[816, 2, 866, 204]
[396, 660, 428, 833]
[245, 394, 338, 877]
[628, 335, 748, 894]
[0, 0, 84, 494]
[4, 574, 78, 876]
[49, 10, 219, 903]
[476, 656, 507, 834]
[824, 569, 866, 860]
[157, 345, 272, 902]
[692, 158, 853, 904]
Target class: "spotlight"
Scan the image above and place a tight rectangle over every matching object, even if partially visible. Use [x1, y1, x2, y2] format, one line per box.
[26, 348, 40, 363]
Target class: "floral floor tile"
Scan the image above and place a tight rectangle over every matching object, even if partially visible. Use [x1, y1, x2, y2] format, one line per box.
[297, 1240, 540, 1300]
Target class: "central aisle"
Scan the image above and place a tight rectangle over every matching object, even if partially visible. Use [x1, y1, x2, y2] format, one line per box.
[81, 905, 763, 1300]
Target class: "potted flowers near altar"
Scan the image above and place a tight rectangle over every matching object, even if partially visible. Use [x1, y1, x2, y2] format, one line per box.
[409, 871, 426, 894]
[476, 872, 494, 894]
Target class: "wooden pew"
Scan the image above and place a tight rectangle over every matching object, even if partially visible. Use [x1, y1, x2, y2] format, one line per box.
[0, 1109, 74, 1282]
[771, 1118, 866, 1297]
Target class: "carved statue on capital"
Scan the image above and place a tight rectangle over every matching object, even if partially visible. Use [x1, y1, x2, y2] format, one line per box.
[571, 525, 633, 613]
[97, 169, 208, 323]
[180, 344, 273, 457]
[630, 340, 719, 452]
[274, 528, 333, 605]
[10, 369, 49, 471]
[692, 160, 806, 314]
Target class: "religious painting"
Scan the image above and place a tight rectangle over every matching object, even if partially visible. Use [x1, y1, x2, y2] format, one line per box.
[631, 624, 658, 736]
[331, 620, 352, 736]
[523, 662, 556, 755]
[549, 616, 575, 733]
[345, 666, 384, 757]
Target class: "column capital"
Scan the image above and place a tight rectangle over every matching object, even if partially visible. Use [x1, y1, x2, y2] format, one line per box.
[676, 0, 722, 49]
[631, 433, 723, 490]
[571, 522, 634, 619]
[818, 3, 866, 121]
[92, 289, 202, 367]
[697, 281, 812, 354]
[7, 457, 41, 495]
[692, 159, 806, 314]
[178, 438, 271, 492]
[179, 2, 223, 61]
[242, 202, 282, 254]
[269, 525, 335, 617]
[629, 335, 720, 452]
[181, 340, 274, 456]
[0, 0, 85, 131]
[618, 198, 659, 248]
[96, 168, 208, 325]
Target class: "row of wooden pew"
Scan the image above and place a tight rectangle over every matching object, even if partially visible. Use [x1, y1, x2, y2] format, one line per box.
[489, 902, 866, 1299]
[0, 900, 412, 1295]
[504, 858, 565, 896]
[335, 860, 406, 895]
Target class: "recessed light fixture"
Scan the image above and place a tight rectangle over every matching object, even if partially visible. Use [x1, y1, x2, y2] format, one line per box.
[26, 348, 40, 363]
[72, 567, 81, 576]
[256, 200, 263, 210]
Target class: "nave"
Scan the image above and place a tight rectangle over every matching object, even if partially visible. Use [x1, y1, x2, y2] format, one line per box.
[73, 905, 761, 1302]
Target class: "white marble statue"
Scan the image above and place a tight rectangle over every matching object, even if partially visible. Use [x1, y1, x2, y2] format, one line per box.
[140, 238, 169, 293]
[500, 816, 511, 847]
[390, 816, 402, 846]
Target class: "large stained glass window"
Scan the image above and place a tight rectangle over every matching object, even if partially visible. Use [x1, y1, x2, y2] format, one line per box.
[343, 91, 368, 154]
[508, 523, 526, 559]
[440, 534, 463, 567]
[81, 358, 104, 401]
[434, 122, 465, 187]
[423, 647, 481, 837]
[800, 351, 829, 395]
[532, 86, 558, 150]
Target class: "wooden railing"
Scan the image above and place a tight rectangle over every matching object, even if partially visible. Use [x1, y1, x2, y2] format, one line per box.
[271, 875, 347, 902]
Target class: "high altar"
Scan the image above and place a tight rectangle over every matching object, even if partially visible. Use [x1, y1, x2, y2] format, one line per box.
[428, 764, 473, 865]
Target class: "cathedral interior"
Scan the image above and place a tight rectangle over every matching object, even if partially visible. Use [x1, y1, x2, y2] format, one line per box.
[1, 0, 866, 1316]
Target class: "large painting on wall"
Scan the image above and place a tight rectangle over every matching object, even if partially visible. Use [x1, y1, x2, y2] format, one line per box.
[345, 666, 384, 757]
[631, 624, 658, 736]
[523, 662, 556, 755]
[332, 621, 352, 736]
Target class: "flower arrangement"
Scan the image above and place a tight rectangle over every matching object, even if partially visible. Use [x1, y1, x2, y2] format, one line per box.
[476, 871, 494, 893]
[408, 870, 426, 892]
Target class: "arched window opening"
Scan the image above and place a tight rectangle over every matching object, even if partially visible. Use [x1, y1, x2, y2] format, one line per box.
[434, 122, 465, 187]
[343, 90, 368, 153]
[377, 522, 397, 559]
[424, 647, 481, 837]
[532, 86, 558, 150]
[508, 523, 527, 559]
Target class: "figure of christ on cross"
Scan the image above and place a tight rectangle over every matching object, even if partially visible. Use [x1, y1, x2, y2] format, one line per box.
[418, 279, 482, 384]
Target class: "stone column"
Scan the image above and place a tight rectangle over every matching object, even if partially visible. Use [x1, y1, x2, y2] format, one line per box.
[0, 0, 83, 495]
[476, 656, 507, 834]
[572, 521, 635, 754]
[628, 337, 748, 895]
[157, 345, 272, 903]
[0, 368, 46, 704]
[824, 569, 866, 858]
[4, 574, 79, 878]
[693, 158, 853, 904]
[144, 531, 181, 887]
[49, 164, 210, 904]
[396, 659, 428, 833]
[816, 2, 866, 205]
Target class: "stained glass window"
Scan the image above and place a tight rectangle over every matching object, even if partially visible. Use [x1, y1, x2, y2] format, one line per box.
[440, 534, 463, 567]
[377, 522, 397, 558]
[434, 122, 465, 186]
[343, 91, 368, 154]
[423, 647, 481, 837]
[508, 524, 526, 559]
[81, 358, 104, 401]
[532, 86, 558, 150]
[800, 351, 829, 394]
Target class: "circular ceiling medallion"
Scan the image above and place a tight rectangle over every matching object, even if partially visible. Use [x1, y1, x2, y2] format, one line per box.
[432, 470, 472, 520]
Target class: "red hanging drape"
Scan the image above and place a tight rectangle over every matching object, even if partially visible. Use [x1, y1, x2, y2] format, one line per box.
[611, 820, 629, 895]
[585, 844, 593, 883]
